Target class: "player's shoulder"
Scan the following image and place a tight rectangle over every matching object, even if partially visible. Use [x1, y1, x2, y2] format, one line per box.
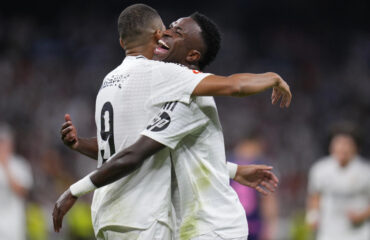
[108, 56, 152, 74]
[311, 156, 334, 172]
[354, 156, 370, 169]
[103, 63, 125, 79]
[149, 60, 191, 72]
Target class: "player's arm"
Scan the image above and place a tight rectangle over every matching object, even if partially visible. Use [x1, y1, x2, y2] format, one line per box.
[306, 192, 321, 229]
[60, 114, 99, 160]
[348, 171, 370, 224]
[2, 165, 29, 197]
[192, 72, 291, 108]
[90, 136, 164, 187]
[348, 206, 370, 225]
[53, 101, 206, 232]
[227, 162, 279, 195]
[306, 164, 323, 230]
[53, 135, 164, 232]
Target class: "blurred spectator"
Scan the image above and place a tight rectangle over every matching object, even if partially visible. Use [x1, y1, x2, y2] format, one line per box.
[306, 125, 370, 240]
[229, 133, 278, 240]
[0, 123, 33, 240]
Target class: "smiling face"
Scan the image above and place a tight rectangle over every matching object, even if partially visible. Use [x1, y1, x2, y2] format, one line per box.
[153, 17, 205, 69]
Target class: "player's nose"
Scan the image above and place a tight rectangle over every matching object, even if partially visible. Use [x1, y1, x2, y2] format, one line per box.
[163, 29, 173, 37]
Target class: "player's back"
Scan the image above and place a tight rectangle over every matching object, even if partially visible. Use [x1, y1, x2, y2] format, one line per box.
[92, 56, 172, 234]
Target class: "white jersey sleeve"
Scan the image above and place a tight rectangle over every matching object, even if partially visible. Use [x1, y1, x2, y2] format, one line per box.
[150, 62, 212, 106]
[141, 100, 209, 149]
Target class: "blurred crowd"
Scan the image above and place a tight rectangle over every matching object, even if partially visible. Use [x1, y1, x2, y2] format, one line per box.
[0, 1, 369, 239]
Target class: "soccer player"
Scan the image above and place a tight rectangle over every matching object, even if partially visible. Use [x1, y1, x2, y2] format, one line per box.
[53, 4, 290, 240]
[306, 126, 370, 240]
[0, 123, 33, 240]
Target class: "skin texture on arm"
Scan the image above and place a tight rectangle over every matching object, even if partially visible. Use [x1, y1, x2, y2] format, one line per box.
[60, 114, 99, 160]
[90, 136, 164, 187]
[348, 206, 370, 225]
[0, 141, 29, 198]
[192, 72, 292, 108]
[306, 192, 321, 229]
[74, 137, 99, 160]
[2, 164, 28, 197]
[233, 164, 279, 195]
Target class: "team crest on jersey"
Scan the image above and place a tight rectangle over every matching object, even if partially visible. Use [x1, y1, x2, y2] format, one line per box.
[100, 74, 129, 90]
[146, 101, 178, 132]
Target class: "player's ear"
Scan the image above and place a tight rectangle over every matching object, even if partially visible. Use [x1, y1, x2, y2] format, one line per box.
[119, 38, 125, 50]
[154, 29, 163, 41]
[186, 49, 201, 65]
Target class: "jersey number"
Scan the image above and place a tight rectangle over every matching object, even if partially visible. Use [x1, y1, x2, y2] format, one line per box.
[100, 102, 116, 163]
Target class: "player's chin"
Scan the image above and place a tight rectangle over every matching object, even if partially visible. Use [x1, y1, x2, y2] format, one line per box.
[153, 48, 169, 61]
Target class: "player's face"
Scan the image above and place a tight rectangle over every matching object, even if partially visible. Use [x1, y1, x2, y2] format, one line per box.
[153, 17, 203, 67]
[330, 134, 357, 166]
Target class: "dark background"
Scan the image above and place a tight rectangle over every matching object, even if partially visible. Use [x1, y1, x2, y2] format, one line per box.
[0, 0, 369, 239]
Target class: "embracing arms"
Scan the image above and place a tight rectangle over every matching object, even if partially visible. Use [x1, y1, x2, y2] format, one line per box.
[53, 135, 162, 232]
[60, 72, 291, 159]
[53, 134, 278, 232]
[193, 72, 291, 108]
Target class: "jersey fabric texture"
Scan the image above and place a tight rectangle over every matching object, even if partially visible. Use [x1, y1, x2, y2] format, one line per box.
[92, 56, 210, 236]
[96, 220, 171, 240]
[142, 97, 248, 240]
[308, 156, 370, 240]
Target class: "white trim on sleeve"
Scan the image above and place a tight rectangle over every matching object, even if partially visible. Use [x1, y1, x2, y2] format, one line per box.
[227, 162, 238, 179]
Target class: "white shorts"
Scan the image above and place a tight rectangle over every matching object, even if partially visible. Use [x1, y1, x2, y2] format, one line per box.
[190, 232, 248, 240]
[96, 221, 172, 240]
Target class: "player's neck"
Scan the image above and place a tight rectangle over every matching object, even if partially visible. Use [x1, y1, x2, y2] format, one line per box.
[337, 157, 354, 168]
[187, 63, 200, 71]
[125, 45, 154, 59]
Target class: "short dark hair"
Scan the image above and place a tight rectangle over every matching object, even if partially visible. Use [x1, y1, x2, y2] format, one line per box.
[329, 122, 361, 147]
[118, 4, 160, 45]
[190, 12, 221, 70]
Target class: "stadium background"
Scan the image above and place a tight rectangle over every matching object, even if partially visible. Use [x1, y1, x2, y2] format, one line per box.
[0, 0, 368, 239]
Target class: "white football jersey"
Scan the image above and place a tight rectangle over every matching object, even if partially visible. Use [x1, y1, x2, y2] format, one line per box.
[308, 156, 370, 240]
[92, 56, 210, 235]
[0, 155, 33, 240]
[142, 97, 248, 239]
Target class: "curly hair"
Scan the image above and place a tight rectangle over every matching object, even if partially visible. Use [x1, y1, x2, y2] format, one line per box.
[190, 12, 221, 70]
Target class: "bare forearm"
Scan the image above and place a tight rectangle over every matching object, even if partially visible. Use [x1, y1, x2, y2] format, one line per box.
[359, 206, 370, 220]
[75, 137, 99, 160]
[307, 193, 320, 211]
[306, 193, 320, 228]
[229, 72, 280, 97]
[90, 149, 143, 187]
[193, 72, 281, 97]
[90, 136, 164, 188]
